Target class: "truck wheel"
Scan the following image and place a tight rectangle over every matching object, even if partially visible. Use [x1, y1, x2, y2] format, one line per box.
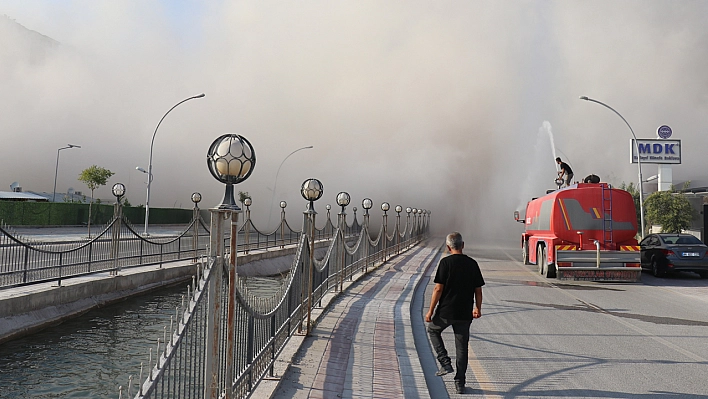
[545, 263, 557, 278]
[522, 241, 530, 265]
[537, 246, 546, 275]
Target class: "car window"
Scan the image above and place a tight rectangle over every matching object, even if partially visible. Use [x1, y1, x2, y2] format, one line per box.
[640, 236, 654, 246]
[676, 236, 703, 245]
[662, 236, 679, 244]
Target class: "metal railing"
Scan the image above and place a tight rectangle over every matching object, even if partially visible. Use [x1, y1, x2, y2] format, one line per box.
[123, 208, 429, 399]
[0, 204, 373, 290]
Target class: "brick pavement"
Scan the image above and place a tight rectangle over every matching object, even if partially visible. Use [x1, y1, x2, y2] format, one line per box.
[272, 243, 445, 398]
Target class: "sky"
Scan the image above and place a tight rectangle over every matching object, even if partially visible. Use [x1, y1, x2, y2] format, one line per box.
[1, 1, 707, 244]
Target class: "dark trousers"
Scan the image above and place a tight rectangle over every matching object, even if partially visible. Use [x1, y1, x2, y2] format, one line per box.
[427, 315, 472, 383]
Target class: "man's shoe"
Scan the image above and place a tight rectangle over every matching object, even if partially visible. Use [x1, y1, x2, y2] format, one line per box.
[435, 364, 454, 376]
[455, 381, 465, 394]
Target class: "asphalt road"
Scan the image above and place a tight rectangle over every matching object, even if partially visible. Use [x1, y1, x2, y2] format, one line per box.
[423, 242, 708, 398]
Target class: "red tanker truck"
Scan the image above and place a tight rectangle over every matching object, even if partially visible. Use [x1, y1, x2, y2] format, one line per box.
[514, 182, 641, 282]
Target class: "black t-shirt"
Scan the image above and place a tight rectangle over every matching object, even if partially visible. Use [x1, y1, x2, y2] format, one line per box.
[560, 162, 573, 174]
[433, 254, 485, 320]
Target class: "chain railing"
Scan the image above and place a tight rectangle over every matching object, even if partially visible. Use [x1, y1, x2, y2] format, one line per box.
[0, 205, 369, 290]
[0, 216, 210, 288]
[125, 207, 429, 399]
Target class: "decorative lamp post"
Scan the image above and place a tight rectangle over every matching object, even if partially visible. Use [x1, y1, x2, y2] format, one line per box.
[144, 93, 205, 236]
[580, 96, 645, 238]
[243, 197, 252, 254]
[406, 207, 412, 238]
[279, 200, 287, 248]
[362, 198, 373, 227]
[336, 191, 351, 234]
[204, 133, 255, 398]
[191, 192, 201, 262]
[381, 202, 390, 261]
[395, 205, 402, 252]
[191, 192, 202, 207]
[207, 134, 256, 210]
[110, 182, 126, 277]
[244, 197, 252, 216]
[411, 208, 418, 236]
[301, 178, 323, 335]
[336, 192, 351, 213]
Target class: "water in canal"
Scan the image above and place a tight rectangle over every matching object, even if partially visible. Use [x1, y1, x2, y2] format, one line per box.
[0, 276, 285, 399]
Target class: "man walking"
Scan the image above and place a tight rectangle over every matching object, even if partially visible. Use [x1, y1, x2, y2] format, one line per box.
[426, 232, 485, 394]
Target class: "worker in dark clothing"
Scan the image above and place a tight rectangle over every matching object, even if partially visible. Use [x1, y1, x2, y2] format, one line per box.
[556, 157, 574, 187]
[426, 232, 485, 394]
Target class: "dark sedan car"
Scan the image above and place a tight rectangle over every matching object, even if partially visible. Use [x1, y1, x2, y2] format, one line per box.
[640, 233, 708, 278]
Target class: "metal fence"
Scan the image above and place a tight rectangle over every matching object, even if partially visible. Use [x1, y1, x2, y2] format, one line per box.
[124, 208, 428, 399]
[0, 203, 384, 289]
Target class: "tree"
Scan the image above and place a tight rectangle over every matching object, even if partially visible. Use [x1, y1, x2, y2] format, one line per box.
[644, 185, 695, 233]
[78, 165, 114, 237]
[619, 182, 641, 232]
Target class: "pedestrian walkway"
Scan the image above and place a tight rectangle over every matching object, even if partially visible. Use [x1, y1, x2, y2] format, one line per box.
[271, 240, 470, 398]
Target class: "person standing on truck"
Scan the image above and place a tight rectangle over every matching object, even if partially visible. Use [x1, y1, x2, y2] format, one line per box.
[556, 157, 574, 187]
[425, 232, 485, 394]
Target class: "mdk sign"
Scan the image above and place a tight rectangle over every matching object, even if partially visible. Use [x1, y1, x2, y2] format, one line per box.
[630, 139, 682, 164]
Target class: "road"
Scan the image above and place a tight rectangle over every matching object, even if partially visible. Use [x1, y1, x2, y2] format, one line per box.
[424, 242, 708, 398]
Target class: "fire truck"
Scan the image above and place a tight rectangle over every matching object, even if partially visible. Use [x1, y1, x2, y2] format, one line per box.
[514, 182, 642, 282]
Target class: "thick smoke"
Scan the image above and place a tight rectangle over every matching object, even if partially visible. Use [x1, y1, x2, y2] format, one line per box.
[1, 1, 708, 245]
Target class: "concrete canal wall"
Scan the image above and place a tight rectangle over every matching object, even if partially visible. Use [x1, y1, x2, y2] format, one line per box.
[0, 246, 308, 345]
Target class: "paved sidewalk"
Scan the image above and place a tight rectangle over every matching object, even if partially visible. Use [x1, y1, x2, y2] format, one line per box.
[272, 242, 450, 398]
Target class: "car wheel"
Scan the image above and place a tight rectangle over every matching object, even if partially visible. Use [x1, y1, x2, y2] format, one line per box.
[537, 246, 546, 275]
[651, 259, 665, 278]
[522, 241, 530, 265]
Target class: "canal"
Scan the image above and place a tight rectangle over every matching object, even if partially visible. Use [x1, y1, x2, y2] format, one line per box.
[0, 276, 284, 398]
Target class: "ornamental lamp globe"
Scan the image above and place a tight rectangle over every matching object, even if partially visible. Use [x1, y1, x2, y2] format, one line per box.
[381, 202, 390, 214]
[112, 183, 126, 201]
[301, 178, 323, 213]
[191, 192, 202, 204]
[206, 134, 256, 209]
[362, 198, 373, 215]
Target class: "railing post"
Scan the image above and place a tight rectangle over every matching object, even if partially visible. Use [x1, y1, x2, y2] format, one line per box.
[193, 206, 199, 262]
[338, 211, 346, 291]
[204, 208, 226, 399]
[225, 208, 241, 398]
[111, 203, 122, 276]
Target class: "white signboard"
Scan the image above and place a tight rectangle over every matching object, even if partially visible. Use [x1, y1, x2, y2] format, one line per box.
[630, 139, 681, 164]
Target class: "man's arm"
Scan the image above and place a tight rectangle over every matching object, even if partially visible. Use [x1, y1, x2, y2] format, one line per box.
[425, 283, 444, 322]
[472, 287, 482, 318]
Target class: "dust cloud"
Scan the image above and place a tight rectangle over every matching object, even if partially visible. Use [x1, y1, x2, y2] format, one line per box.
[1, 1, 708, 245]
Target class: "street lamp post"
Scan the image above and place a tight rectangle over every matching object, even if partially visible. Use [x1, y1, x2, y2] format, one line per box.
[580, 96, 645, 238]
[268, 145, 314, 229]
[144, 93, 205, 236]
[51, 144, 81, 223]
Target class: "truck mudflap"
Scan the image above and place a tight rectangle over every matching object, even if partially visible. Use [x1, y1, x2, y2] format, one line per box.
[555, 249, 641, 282]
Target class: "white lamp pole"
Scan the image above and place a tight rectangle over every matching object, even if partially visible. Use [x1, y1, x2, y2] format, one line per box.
[53, 144, 81, 203]
[143, 93, 205, 235]
[267, 145, 313, 228]
[580, 96, 645, 238]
